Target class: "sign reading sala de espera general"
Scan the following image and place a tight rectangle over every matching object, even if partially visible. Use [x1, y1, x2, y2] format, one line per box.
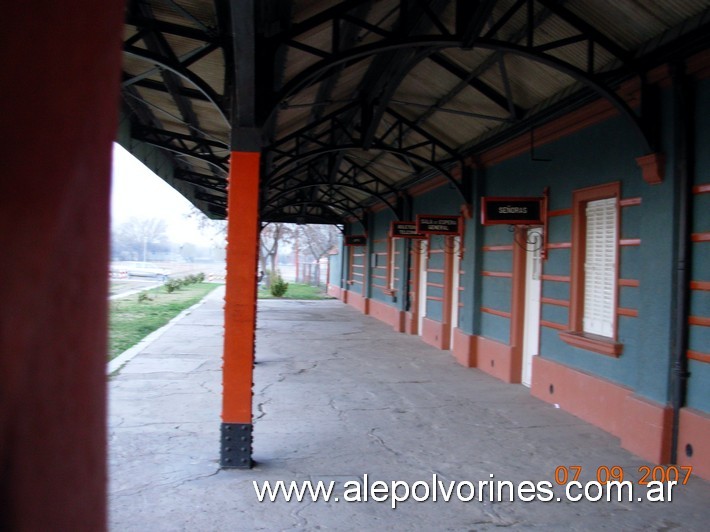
[481, 197, 543, 225]
[344, 235, 367, 246]
[416, 215, 462, 235]
[390, 221, 425, 239]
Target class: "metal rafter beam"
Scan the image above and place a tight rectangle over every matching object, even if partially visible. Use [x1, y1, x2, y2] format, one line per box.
[124, 45, 228, 123]
[266, 143, 463, 199]
[358, 1, 450, 149]
[266, 0, 373, 45]
[135, 125, 229, 151]
[457, 0, 497, 48]
[270, 36, 654, 153]
[428, 53, 524, 118]
[268, 151, 401, 203]
[125, 75, 211, 102]
[132, 134, 229, 172]
[174, 169, 228, 193]
[535, 0, 630, 63]
[263, 198, 365, 226]
[265, 183, 398, 217]
[125, 14, 219, 42]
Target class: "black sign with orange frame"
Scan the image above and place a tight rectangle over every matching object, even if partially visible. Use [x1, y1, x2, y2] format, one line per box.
[390, 221, 425, 239]
[416, 215, 462, 235]
[344, 235, 367, 246]
[481, 197, 543, 225]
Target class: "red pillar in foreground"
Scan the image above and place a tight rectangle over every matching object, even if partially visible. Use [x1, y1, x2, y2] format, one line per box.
[0, 2, 124, 529]
[221, 150, 261, 467]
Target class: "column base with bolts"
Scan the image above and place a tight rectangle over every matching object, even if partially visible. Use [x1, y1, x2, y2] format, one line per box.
[220, 423, 253, 468]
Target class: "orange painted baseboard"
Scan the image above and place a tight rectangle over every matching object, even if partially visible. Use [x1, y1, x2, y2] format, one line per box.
[449, 330, 517, 382]
[620, 394, 672, 464]
[344, 290, 368, 314]
[475, 335, 517, 383]
[404, 312, 418, 335]
[368, 298, 405, 331]
[452, 328, 476, 367]
[421, 317, 449, 350]
[678, 408, 710, 482]
[531, 357, 675, 465]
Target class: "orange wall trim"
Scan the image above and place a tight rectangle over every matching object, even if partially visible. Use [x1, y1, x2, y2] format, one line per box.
[542, 297, 569, 307]
[481, 307, 512, 319]
[368, 298, 405, 332]
[690, 281, 710, 291]
[691, 232, 710, 242]
[688, 350, 710, 363]
[541, 320, 566, 331]
[678, 408, 710, 481]
[689, 316, 710, 327]
[482, 271, 513, 278]
[531, 357, 673, 464]
[620, 197, 642, 207]
[451, 328, 476, 367]
[483, 245, 514, 251]
[549, 208, 572, 217]
[421, 317, 449, 350]
[618, 307, 639, 318]
[541, 274, 571, 283]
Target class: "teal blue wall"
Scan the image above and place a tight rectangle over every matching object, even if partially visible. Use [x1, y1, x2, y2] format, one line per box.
[344, 222, 366, 295]
[368, 210, 397, 305]
[687, 78, 710, 413]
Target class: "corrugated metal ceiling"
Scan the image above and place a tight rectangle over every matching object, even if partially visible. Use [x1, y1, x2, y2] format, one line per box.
[120, 0, 710, 223]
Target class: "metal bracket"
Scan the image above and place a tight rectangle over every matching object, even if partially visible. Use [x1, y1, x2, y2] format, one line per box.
[220, 423, 253, 469]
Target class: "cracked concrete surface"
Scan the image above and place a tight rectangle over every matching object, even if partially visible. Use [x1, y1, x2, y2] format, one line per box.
[109, 286, 710, 531]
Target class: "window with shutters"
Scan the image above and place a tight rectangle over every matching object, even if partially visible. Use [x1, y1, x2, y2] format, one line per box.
[560, 182, 623, 357]
[583, 198, 617, 337]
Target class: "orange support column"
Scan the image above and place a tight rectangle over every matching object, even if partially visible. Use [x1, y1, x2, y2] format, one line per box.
[221, 150, 261, 468]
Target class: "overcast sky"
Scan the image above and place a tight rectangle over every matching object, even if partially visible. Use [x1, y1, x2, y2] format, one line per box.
[110, 143, 217, 245]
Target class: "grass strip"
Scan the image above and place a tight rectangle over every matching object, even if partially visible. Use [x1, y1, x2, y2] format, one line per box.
[258, 282, 332, 300]
[108, 282, 220, 361]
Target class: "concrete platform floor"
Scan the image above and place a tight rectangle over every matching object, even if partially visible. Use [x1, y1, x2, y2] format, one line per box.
[109, 286, 710, 531]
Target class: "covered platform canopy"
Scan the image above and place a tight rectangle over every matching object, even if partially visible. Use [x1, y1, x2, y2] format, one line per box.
[120, 0, 710, 226]
[2, 1, 710, 530]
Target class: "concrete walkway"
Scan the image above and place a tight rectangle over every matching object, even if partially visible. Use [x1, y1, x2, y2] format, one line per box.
[109, 287, 710, 531]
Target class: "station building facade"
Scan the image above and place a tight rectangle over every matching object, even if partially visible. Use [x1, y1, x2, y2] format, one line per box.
[328, 56, 710, 480]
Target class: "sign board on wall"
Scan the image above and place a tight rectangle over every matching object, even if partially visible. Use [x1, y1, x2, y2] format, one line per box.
[416, 214, 462, 235]
[481, 197, 543, 225]
[390, 221, 425, 239]
[344, 235, 367, 246]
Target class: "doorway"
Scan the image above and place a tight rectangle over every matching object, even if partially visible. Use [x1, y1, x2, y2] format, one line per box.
[521, 228, 543, 387]
[449, 236, 461, 348]
[417, 239, 428, 335]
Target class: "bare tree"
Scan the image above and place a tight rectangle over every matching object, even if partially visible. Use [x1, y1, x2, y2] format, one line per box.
[298, 224, 339, 285]
[260, 223, 294, 276]
[112, 217, 169, 261]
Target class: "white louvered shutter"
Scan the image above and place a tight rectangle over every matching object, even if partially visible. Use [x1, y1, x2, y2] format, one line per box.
[583, 198, 617, 337]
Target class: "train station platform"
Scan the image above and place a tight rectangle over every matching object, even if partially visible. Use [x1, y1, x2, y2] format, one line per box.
[109, 286, 710, 530]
